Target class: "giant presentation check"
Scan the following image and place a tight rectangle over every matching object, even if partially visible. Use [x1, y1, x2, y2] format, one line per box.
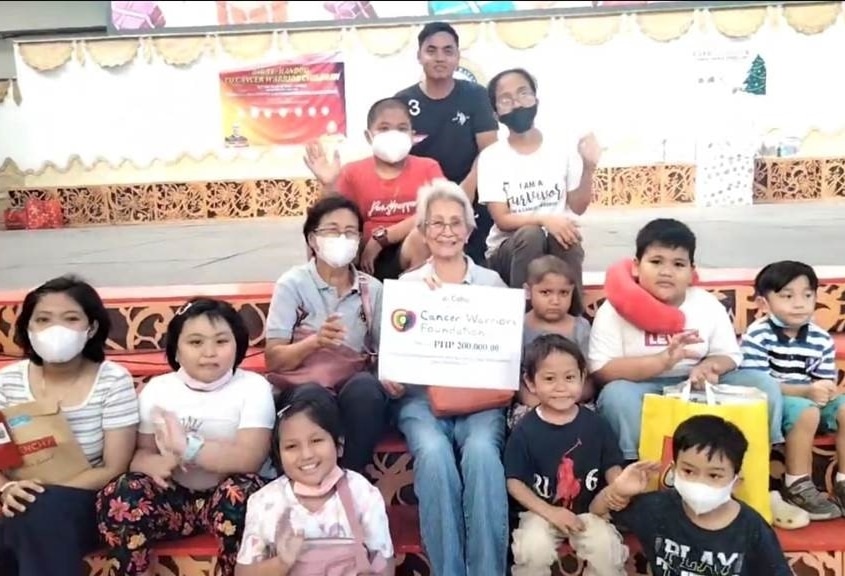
[378, 280, 525, 391]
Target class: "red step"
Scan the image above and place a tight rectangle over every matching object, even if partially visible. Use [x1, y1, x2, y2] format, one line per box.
[89, 504, 845, 564]
[86, 505, 423, 559]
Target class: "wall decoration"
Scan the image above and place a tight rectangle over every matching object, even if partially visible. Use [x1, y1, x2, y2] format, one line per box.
[219, 55, 347, 147]
[1, 3, 844, 209]
[106, 1, 796, 34]
[754, 156, 845, 203]
[4, 163, 695, 227]
[454, 58, 484, 84]
[696, 136, 758, 207]
[742, 54, 767, 95]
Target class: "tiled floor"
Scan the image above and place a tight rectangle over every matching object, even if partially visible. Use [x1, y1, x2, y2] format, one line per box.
[2, 202, 845, 291]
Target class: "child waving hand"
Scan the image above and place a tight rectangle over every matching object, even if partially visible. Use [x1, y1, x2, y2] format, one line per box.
[235, 388, 395, 575]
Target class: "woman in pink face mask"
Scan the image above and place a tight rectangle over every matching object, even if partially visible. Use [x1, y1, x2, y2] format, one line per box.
[0, 275, 139, 576]
[97, 298, 276, 576]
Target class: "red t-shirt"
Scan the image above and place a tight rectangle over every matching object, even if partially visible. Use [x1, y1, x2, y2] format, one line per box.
[336, 155, 444, 239]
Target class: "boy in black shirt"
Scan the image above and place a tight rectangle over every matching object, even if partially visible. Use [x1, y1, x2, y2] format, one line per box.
[504, 334, 628, 575]
[591, 415, 791, 576]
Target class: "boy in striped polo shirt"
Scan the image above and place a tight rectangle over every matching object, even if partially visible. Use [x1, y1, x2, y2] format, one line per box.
[740, 260, 843, 520]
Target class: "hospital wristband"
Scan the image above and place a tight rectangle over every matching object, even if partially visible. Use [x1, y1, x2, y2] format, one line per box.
[182, 434, 205, 464]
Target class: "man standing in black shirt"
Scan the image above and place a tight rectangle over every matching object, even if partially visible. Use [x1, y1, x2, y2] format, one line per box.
[394, 22, 500, 265]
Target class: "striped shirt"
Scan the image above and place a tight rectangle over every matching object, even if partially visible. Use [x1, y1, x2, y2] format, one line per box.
[0, 360, 140, 467]
[740, 318, 837, 384]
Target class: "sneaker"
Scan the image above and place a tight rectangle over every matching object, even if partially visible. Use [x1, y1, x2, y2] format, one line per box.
[782, 476, 842, 520]
[832, 479, 845, 512]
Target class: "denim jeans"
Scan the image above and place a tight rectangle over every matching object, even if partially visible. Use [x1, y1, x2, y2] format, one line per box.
[596, 369, 785, 460]
[0, 485, 99, 576]
[396, 391, 508, 576]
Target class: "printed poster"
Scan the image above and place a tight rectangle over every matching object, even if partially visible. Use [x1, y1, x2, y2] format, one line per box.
[110, 1, 683, 32]
[219, 55, 346, 148]
[378, 280, 525, 390]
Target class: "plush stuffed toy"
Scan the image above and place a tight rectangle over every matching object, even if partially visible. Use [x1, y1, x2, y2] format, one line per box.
[511, 511, 628, 575]
[603, 259, 699, 335]
[569, 513, 629, 576]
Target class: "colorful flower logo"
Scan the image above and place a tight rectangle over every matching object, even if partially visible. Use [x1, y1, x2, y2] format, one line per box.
[391, 309, 417, 332]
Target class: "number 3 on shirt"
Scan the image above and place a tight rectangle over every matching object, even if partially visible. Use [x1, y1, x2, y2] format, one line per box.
[408, 99, 421, 117]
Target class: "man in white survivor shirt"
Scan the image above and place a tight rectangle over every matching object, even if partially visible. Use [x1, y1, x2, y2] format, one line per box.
[477, 67, 601, 291]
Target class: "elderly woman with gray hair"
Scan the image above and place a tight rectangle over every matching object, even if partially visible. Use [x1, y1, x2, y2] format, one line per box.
[388, 179, 509, 576]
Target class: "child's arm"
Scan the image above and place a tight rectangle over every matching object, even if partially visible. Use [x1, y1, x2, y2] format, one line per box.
[235, 496, 295, 576]
[589, 304, 668, 384]
[358, 481, 397, 573]
[811, 333, 839, 387]
[707, 300, 742, 366]
[605, 465, 622, 485]
[507, 478, 583, 533]
[589, 483, 629, 517]
[592, 355, 670, 384]
[589, 461, 660, 517]
[692, 302, 743, 381]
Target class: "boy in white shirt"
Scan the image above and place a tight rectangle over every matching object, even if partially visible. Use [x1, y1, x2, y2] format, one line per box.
[590, 218, 784, 461]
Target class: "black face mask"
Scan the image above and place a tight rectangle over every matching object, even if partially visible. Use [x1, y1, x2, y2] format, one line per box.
[499, 104, 538, 134]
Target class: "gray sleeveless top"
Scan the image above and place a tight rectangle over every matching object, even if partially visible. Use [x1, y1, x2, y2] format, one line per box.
[522, 316, 591, 359]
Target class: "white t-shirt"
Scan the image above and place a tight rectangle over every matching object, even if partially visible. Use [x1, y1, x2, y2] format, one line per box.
[477, 134, 583, 258]
[138, 369, 276, 490]
[236, 471, 394, 565]
[588, 287, 743, 379]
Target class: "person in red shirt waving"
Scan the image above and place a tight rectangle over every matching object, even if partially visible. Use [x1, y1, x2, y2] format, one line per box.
[304, 98, 444, 281]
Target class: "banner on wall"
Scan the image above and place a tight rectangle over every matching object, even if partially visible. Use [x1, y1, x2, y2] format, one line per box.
[107, 1, 798, 34]
[219, 55, 346, 148]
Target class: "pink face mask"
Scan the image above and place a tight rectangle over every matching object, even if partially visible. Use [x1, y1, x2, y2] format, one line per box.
[176, 367, 233, 392]
[293, 465, 345, 498]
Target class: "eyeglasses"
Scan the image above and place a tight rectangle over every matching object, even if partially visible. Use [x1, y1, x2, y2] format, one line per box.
[314, 228, 360, 239]
[426, 220, 466, 234]
[496, 90, 536, 111]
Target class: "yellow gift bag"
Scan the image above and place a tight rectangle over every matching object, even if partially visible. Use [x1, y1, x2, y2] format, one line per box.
[639, 381, 772, 523]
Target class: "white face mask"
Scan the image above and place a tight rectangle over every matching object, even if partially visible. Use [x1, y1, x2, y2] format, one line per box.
[28, 325, 90, 364]
[673, 474, 737, 515]
[316, 235, 359, 269]
[370, 130, 412, 164]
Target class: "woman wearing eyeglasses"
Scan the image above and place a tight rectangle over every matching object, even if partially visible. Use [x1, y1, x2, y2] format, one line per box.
[263, 196, 391, 475]
[477, 67, 602, 292]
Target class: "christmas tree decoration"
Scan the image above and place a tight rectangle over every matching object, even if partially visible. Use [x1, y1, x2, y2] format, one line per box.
[742, 54, 767, 96]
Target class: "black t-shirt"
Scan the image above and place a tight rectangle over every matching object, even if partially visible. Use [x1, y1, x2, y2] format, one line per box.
[614, 490, 791, 576]
[504, 407, 624, 515]
[394, 80, 499, 184]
